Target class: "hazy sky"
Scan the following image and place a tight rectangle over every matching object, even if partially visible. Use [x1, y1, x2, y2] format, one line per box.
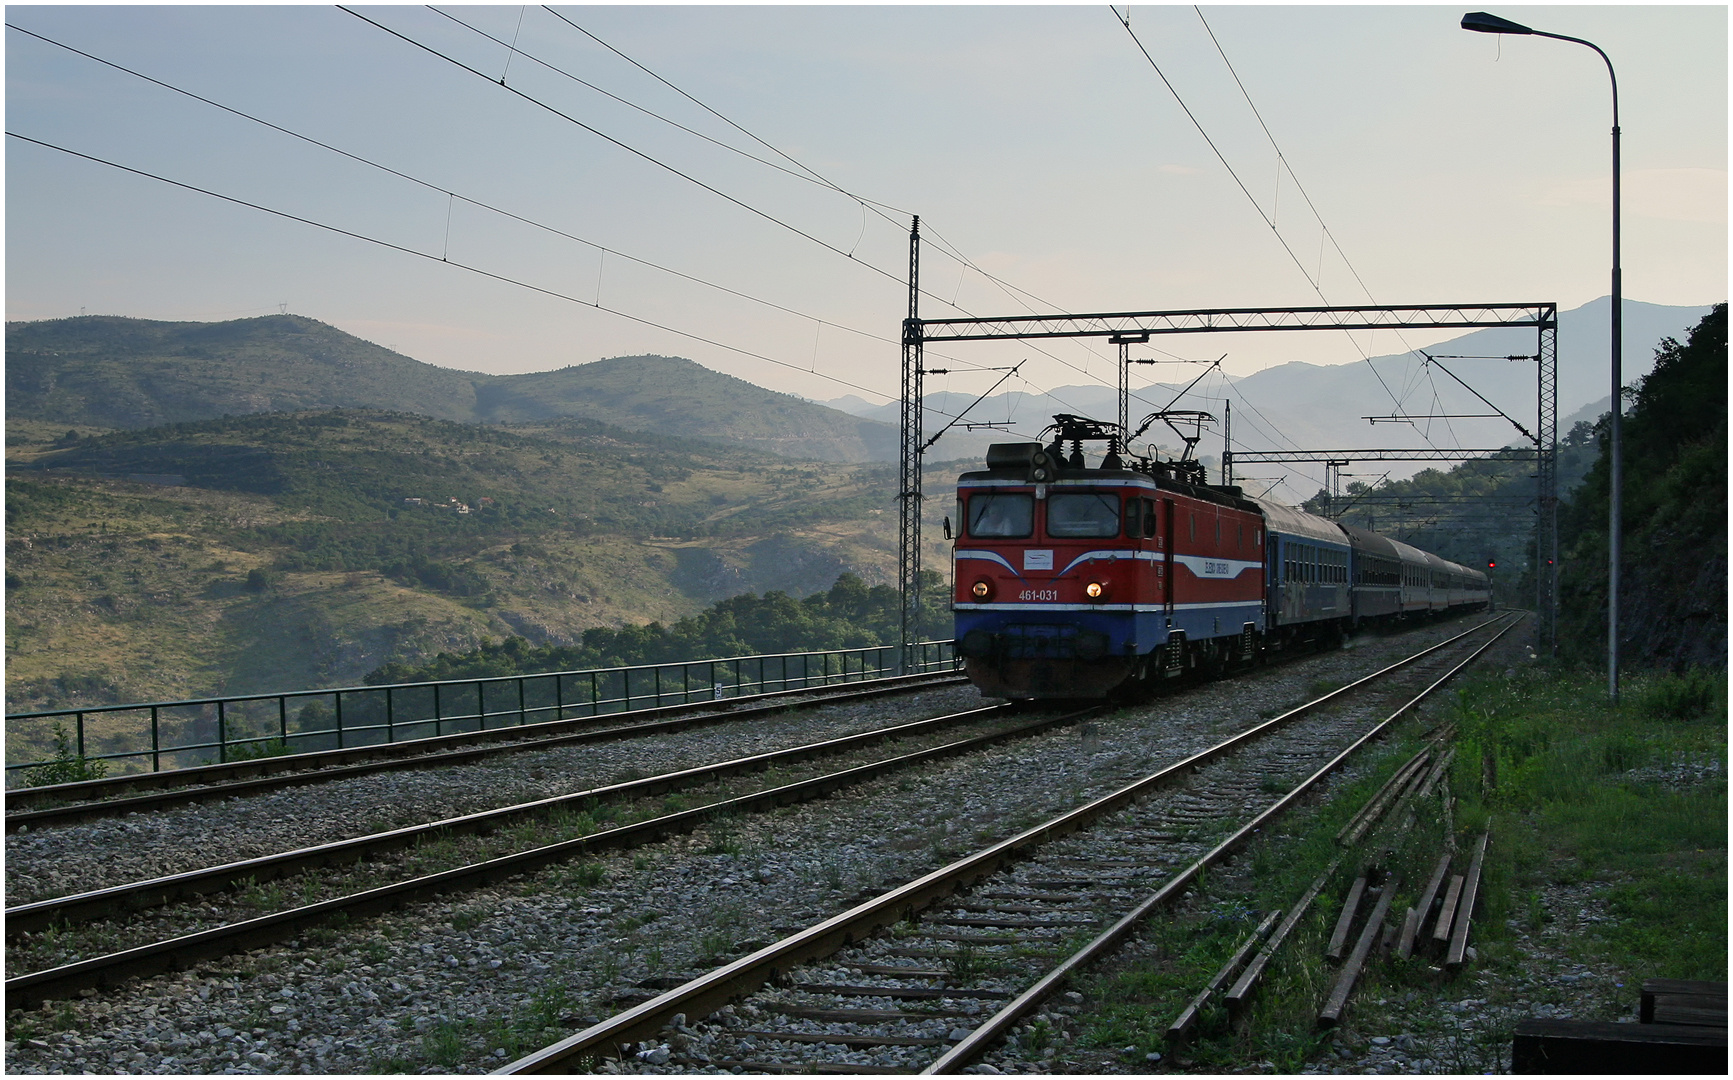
[6, 5, 1726, 412]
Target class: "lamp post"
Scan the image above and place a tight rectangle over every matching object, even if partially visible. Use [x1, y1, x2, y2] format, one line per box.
[1461, 11, 1621, 701]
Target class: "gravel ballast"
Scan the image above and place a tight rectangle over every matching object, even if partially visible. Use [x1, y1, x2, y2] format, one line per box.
[6, 618, 1509, 1074]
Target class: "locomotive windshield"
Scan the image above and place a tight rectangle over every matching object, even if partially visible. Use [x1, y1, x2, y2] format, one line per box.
[967, 493, 1034, 538]
[1046, 492, 1122, 538]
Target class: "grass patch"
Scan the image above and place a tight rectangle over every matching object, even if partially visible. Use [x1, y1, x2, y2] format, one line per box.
[1072, 665, 1726, 1072]
[1450, 667, 1727, 979]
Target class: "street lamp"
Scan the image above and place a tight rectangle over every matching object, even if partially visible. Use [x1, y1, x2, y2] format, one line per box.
[1461, 11, 1622, 701]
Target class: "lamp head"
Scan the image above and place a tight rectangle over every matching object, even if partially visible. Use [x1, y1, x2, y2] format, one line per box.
[1461, 11, 1533, 34]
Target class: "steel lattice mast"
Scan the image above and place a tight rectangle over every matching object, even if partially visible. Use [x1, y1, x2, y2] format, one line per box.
[897, 217, 923, 670]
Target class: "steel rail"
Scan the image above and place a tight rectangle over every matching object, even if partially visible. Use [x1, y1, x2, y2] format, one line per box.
[6, 702, 1017, 937]
[4, 703, 1102, 1008]
[926, 612, 1519, 1072]
[5, 673, 967, 830]
[496, 611, 1518, 1073]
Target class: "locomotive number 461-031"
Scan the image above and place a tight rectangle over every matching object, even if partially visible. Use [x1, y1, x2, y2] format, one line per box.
[1018, 588, 1060, 601]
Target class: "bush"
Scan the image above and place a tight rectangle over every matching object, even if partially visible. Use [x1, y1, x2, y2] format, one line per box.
[22, 722, 110, 787]
[1636, 669, 1726, 722]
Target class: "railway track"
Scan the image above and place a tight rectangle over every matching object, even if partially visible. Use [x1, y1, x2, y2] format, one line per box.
[498, 612, 1519, 1073]
[4, 672, 968, 831]
[8, 699, 1107, 1006]
[2, 614, 1520, 1073]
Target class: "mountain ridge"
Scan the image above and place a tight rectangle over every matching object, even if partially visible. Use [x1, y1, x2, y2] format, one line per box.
[5, 315, 898, 463]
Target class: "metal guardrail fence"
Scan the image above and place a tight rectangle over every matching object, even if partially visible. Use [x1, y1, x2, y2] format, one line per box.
[5, 641, 958, 784]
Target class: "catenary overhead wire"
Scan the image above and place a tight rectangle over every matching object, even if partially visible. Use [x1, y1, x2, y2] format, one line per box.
[535, 6, 904, 218]
[5, 131, 919, 408]
[15, 16, 1068, 440]
[1112, 6, 1447, 451]
[537, 4, 1109, 339]
[463, 4, 1105, 367]
[11, 128, 1055, 444]
[339, 6, 927, 296]
[351, 4, 1118, 401]
[432, 6, 911, 219]
[1193, 5, 1445, 423]
[493, 7, 1122, 383]
[3, 20, 1001, 380]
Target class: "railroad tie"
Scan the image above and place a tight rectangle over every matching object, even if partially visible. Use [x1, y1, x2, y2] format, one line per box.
[1318, 875, 1400, 1027]
[1167, 909, 1281, 1049]
[1225, 855, 1343, 1016]
[1445, 832, 1490, 967]
[1400, 850, 1454, 959]
[1326, 874, 1369, 961]
[1432, 874, 1466, 943]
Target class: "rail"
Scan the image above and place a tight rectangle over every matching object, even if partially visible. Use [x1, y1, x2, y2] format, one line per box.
[5, 640, 957, 783]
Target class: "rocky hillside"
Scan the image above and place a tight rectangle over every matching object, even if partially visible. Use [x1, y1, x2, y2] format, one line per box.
[1556, 304, 1726, 670]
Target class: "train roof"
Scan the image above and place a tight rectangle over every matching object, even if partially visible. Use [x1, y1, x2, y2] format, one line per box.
[1245, 496, 1347, 546]
[1338, 522, 1401, 560]
[1386, 535, 1433, 567]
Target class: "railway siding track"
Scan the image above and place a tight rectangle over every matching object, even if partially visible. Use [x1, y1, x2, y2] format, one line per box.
[8, 701, 1107, 1007]
[6, 702, 1021, 937]
[499, 613, 1519, 1073]
[5, 673, 967, 829]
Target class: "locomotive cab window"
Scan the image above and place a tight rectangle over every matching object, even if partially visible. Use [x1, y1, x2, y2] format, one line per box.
[1123, 498, 1142, 539]
[1045, 492, 1122, 538]
[966, 493, 1034, 538]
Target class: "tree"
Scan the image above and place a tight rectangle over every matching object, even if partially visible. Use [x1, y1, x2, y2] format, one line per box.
[1556, 304, 1726, 670]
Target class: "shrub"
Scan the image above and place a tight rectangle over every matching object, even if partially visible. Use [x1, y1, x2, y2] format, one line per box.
[1637, 669, 1725, 722]
[22, 722, 110, 786]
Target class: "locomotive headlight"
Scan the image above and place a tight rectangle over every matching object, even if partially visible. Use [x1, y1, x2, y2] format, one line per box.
[1084, 581, 1104, 599]
[971, 579, 993, 599]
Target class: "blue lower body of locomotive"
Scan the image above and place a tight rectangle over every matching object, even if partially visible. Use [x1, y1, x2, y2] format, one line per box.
[953, 603, 1262, 698]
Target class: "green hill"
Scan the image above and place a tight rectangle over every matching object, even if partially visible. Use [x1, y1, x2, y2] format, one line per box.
[5, 315, 483, 428]
[5, 315, 897, 462]
[473, 355, 899, 462]
[3, 410, 958, 712]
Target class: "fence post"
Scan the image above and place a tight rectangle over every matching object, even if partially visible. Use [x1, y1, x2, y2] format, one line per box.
[151, 706, 161, 772]
[476, 681, 485, 733]
[517, 678, 526, 728]
[385, 687, 395, 743]
[217, 700, 227, 763]
[278, 696, 288, 746]
[556, 673, 566, 721]
[334, 693, 344, 749]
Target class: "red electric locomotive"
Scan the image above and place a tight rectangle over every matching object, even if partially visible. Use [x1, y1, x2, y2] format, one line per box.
[952, 416, 1265, 698]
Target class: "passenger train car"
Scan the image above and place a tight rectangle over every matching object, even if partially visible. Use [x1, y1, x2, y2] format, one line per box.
[952, 417, 1490, 699]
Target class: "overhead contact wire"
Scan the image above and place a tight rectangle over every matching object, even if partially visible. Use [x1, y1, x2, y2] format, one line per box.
[478, 7, 1120, 383]
[5, 131, 910, 406]
[1194, 7, 1442, 440]
[338, 6, 917, 293]
[4, 20, 995, 377]
[1113, 6, 1441, 450]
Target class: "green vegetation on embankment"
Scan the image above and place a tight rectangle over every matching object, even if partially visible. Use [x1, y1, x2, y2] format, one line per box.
[366, 570, 951, 683]
[1556, 304, 1727, 669]
[1064, 665, 1725, 1073]
[5, 410, 963, 713]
